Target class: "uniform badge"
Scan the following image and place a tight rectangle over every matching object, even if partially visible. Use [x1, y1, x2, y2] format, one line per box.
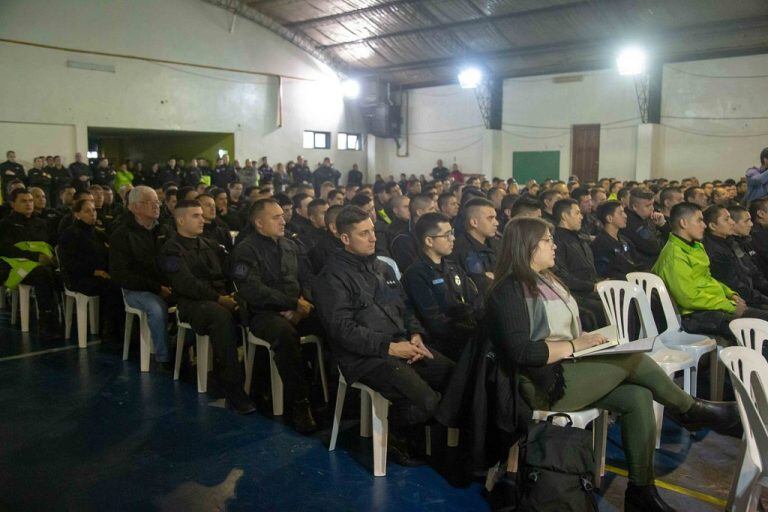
[454, 275, 462, 287]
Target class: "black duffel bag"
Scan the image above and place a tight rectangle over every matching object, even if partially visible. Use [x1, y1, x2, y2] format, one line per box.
[518, 413, 598, 512]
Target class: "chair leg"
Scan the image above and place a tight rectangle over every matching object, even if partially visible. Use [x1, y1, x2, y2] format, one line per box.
[690, 362, 699, 398]
[19, 285, 31, 332]
[64, 295, 74, 339]
[371, 394, 390, 477]
[88, 297, 99, 335]
[173, 324, 186, 381]
[329, 380, 347, 452]
[244, 344, 255, 393]
[711, 349, 725, 402]
[683, 368, 692, 395]
[447, 428, 460, 447]
[139, 316, 151, 372]
[196, 336, 209, 393]
[593, 411, 608, 488]
[653, 401, 664, 449]
[360, 390, 372, 438]
[507, 442, 520, 474]
[10, 290, 18, 325]
[76, 296, 88, 348]
[269, 351, 284, 416]
[315, 341, 329, 404]
[726, 438, 760, 512]
[122, 312, 133, 360]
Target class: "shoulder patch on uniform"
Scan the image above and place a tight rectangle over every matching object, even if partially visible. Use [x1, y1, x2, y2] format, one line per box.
[233, 262, 249, 280]
[163, 255, 181, 273]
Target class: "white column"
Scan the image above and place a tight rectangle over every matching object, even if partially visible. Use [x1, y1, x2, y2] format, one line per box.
[635, 123, 661, 181]
[74, 123, 89, 156]
[481, 129, 503, 178]
[365, 134, 377, 183]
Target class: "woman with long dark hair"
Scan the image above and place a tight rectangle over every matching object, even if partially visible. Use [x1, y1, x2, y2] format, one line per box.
[486, 217, 738, 512]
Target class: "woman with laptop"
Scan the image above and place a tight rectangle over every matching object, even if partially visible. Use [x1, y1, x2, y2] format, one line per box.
[486, 217, 738, 512]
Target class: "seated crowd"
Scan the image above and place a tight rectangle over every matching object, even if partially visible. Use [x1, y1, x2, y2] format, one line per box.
[3, 147, 768, 511]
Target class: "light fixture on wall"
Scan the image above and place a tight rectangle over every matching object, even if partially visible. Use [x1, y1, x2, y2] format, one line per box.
[616, 47, 647, 76]
[341, 79, 361, 99]
[458, 67, 483, 89]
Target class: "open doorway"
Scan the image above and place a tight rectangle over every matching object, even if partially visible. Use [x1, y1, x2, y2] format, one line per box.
[88, 127, 234, 168]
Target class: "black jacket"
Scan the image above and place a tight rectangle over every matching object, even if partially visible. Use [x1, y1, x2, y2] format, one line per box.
[734, 235, 768, 295]
[202, 218, 233, 254]
[231, 231, 302, 316]
[390, 229, 419, 274]
[591, 230, 644, 279]
[451, 232, 498, 296]
[347, 169, 363, 187]
[750, 224, 768, 278]
[157, 166, 181, 187]
[182, 167, 202, 187]
[58, 220, 109, 287]
[160, 233, 229, 313]
[704, 233, 768, 306]
[553, 227, 598, 294]
[109, 215, 173, 293]
[288, 215, 313, 240]
[313, 249, 425, 383]
[92, 166, 116, 188]
[402, 254, 483, 359]
[308, 230, 342, 274]
[312, 165, 341, 195]
[620, 209, 662, 269]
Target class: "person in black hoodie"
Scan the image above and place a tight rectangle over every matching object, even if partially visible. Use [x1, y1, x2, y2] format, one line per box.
[403, 212, 482, 362]
[58, 198, 123, 338]
[591, 200, 645, 279]
[729, 205, 768, 296]
[703, 205, 768, 307]
[313, 206, 454, 466]
[551, 198, 606, 329]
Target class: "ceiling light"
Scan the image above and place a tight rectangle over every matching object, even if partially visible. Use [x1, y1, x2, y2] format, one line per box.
[341, 79, 360, 99]
[458, 67, 482, 89]
[617, 47, 647, 76]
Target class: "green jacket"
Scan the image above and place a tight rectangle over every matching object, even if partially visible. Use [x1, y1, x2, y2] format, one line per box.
[114, 170, 134, 194]
[652, 234, 735, 315]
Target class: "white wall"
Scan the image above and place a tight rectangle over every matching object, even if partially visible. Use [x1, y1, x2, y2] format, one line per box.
[658, 54, 768, 182]
[372, 85, 485, 178]
[0, 0, 366, 174]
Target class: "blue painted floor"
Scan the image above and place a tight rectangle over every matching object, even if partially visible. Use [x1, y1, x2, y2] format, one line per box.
[0, 307, 744, 511]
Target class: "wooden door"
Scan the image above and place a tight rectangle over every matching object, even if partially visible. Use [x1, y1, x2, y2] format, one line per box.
[571, 124, 600, 182]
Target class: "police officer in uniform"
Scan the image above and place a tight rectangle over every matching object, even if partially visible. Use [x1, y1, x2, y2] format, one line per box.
[390, 194, 437, 273]
[308, 204, 344, 274]
[621, 188, 667, 269]
[93, 158, 116, 190]
[182, 159, 202, 188]
[0, 150, 25, 202]
[49, 156, 73, 206]
[591, 200, 645, 280]
[451, 198, 499, 296]
[158, 158, 182, 187]
[197, 193, 234, 253]
[403, 213, 482, 362]
[26, 157, 53, 201]
[0, 189, 61, 338]
[161, 200, 256, 414]
[313, 206, 454, 465]
[232, 198, 320, 433]
[68, 152, 92, 191]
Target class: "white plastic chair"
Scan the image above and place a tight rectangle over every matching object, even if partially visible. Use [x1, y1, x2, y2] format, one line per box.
[597, 280, 696, 448]
[719, 346, 768, 512]
[329, 371, 391, 476]
[10, 284, 34, 332]
[243, 329, 329, 416]
[122, 290, 153, 372]
[377, 255, 401, 281]
[63, 286, 99, 348]
[174, 312, 212, 394]
[628, 272, 722, 400]
[729, 318, 768, 355]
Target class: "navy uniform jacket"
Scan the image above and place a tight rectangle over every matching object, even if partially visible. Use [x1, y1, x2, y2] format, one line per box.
[591, 231, 644, 279]
[553, 227, 598, 294]
[313, 249, 425, 383]
[93, 166, 116, 188]
[451, 232, 498, 296]
[26, 167, 52, 197]
[390, 229, 419, 274]
[402, 254, 483, 359]
[620, 209, 662, 269]
[0, 160, 25, 198]
[704, 233, 768, 306]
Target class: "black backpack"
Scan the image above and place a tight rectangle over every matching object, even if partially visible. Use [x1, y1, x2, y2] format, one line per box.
[518, 413, 599, 512]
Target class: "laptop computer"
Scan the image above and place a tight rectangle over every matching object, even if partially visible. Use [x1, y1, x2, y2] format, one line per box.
[570, 324, 656, 358]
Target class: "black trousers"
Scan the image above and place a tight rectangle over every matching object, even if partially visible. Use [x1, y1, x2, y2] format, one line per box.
[358, 352, 455, 426]
[248, 312, 324, 404]
[682, 308, 768, 358]
[182, 301, 243, 388]
[21, 265, 59, 315]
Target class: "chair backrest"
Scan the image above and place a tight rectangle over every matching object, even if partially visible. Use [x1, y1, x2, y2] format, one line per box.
[376, 255, 401, 281]
[596, 280, 658, 343]
[627, 272, 681, 334]
[729, 318, 768, 354]
[719, 346, 768, 474]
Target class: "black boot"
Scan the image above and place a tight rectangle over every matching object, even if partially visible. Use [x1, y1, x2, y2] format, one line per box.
[291, 398, 318, 434]
[225, 385, 257, 415]
[625, 483, 676, 512]
[388, 432, 426, 467]
[669, 398, 740, 435]
[38, 311, 62, 341]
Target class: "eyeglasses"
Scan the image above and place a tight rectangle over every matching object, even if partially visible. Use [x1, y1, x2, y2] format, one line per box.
[428, 230, 455, 240]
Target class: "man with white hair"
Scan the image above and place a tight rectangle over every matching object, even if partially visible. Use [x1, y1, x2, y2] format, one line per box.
[109, 186, 175, 371]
